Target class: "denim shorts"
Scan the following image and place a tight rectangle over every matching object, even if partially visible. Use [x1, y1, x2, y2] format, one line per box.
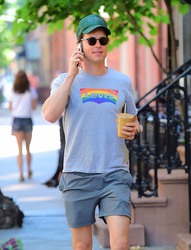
[59, 170, 133, 228]
[12, 117, 33, 133]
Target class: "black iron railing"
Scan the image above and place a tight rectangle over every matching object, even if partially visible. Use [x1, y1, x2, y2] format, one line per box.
[127, 59, 191, 231]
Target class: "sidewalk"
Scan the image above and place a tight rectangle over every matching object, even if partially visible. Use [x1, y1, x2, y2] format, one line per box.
[0, 105, 106, 250]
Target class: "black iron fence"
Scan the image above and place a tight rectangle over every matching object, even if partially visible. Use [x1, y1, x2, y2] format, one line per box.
[127, 59, 191, 231]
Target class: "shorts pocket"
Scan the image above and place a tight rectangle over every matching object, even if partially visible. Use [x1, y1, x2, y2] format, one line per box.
[121, 171, 133, 188]
[105, 170, 133, 188]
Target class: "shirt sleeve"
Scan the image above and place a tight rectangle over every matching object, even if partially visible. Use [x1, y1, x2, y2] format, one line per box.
[50, 73, 67, 95]
[125, 80, 138, 116]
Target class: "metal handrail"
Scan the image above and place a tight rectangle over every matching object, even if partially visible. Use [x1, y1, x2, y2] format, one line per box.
[136, 58, 191, 107]
[128, 59, 191, 232]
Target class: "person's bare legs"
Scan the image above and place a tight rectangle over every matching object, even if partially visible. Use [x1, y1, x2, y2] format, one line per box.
[106, 215, 130, 250]
[71, 225, 92, 250]
[24, 132, 32, 178]
[14, 131, 25, 181]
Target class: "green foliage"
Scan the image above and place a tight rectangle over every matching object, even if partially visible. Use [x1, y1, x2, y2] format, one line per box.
[0, 21, 15, 68]
[0, 0, 25, 69]
[48, 20, 64, 33]
[179, 3, 190, 14]
[9, 0, 166, 50]
[2, 0, 188, 52]
[171, 0, 190, 13]
[10, 0, 188, 52]
[0, 0, 190, 71]
[0, 2, 5, 15]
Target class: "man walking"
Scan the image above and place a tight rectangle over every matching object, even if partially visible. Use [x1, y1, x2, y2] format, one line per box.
[42, 14, 141, 250]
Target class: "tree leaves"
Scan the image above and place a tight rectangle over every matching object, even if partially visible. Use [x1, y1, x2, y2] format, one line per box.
[171, 0, 190, 14]
[48, 20, 64, 33]
[0, 0, 189, 72]
[9, 0, 164, 48]
[178, 3, 189, 14]
[0, 21, 16, 68]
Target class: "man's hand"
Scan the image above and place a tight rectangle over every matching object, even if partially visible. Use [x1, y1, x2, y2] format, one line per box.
[68, 49, 84, 77]
[120, 122, 137, 140]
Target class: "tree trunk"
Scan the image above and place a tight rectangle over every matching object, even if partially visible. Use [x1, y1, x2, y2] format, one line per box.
[164, 0, 178, 72]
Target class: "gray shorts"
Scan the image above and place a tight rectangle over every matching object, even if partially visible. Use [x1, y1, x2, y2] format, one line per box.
[59, 170, 133, 228]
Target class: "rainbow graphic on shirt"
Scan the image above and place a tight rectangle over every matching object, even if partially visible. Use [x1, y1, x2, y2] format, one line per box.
[80, 88, 118, 104]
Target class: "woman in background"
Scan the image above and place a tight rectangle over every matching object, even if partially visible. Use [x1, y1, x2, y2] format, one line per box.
[9, 70, 38, 182]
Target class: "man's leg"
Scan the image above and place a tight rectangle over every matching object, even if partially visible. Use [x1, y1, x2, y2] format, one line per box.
[106, 215, 130, 250]
[71, 225, 92, 250]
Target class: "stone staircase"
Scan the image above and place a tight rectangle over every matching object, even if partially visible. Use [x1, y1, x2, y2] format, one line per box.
[176, 234, 191, 250]
[93, 168, 191, 249]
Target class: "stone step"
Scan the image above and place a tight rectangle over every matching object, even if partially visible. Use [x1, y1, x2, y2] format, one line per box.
[177, 234, 191, 250]
[130, 224, 145, 246]
[93, 216, 145, 248]
[131, 169, 189, 246]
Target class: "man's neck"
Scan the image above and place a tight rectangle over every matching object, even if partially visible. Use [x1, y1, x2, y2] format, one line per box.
[82, 62, 108, 76]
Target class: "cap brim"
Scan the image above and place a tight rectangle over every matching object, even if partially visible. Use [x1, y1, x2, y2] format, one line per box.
[83, 25, 111, 35]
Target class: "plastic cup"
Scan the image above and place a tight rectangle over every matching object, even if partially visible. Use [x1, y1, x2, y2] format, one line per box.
[117, 113, 134, 138]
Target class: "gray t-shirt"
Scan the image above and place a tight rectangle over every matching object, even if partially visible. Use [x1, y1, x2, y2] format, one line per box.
[51, 67, 137, 173]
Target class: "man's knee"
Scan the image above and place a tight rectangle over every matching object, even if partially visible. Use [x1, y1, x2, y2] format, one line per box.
[110, 236, 129, 250]
[72, 225, 92, 250]
[73, 240, 92, 250]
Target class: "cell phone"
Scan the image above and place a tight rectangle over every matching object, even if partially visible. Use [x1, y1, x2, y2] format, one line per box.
[78, 43, 83, 52]
[76, 43, 83, 67]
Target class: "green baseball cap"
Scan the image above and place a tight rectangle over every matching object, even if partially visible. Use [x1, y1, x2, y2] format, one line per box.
[76, 14, 111, 40]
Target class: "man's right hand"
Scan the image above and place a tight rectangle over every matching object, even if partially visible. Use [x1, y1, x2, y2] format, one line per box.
[68, 49, 84, 77]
